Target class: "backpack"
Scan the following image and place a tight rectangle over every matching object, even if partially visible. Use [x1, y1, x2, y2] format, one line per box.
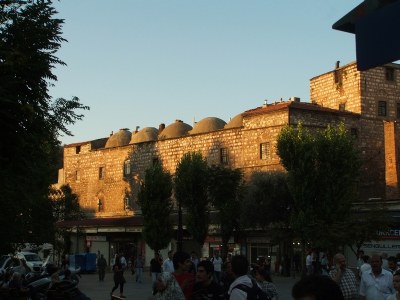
[233, 279, 271, 300]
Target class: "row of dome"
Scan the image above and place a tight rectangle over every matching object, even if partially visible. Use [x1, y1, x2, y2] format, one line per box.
[105, 115, 243, 148]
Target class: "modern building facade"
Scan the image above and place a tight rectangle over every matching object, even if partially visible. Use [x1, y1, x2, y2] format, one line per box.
[57, 61, 400, 266]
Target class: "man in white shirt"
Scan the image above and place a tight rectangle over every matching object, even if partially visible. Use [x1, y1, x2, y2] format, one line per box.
[228, 255, 253, 300]
[359, 253, 394, 300]
[212, 252, 223, 284]
[119, 250, 127, 271]
[162, 250, 174, 273]
[306, 251, 313, 275]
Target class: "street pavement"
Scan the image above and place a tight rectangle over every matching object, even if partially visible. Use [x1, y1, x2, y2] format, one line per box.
[78, 270, 298, 300]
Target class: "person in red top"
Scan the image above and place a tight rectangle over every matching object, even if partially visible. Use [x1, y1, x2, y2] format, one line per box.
[172, 251, 195, 300]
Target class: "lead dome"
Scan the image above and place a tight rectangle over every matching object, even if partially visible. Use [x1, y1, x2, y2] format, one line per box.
[190, 117, 226, 134]
[130, 127, 159, 144]
[225, 114, 243, 129]
[158, 120, 192, 140]
[105, 128, 132, 148]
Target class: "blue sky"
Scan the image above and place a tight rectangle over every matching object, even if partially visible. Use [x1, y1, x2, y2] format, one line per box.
[50, 1, 359, 145]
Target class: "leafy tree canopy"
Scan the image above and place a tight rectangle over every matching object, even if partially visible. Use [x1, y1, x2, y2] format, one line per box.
[208, 165, 243, 258]
[242, 172, 292, 231]
[0, 0, 89, 253]
[175, 152, 209, 247]
[137, 163, 174, 252]
[51, 184, 85, 254]
[277, 122, 361, 250]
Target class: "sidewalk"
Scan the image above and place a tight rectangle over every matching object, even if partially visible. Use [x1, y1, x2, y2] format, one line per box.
[77, 271, 298, 299]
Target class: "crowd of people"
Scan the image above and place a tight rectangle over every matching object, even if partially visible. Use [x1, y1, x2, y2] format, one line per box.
[105, 248, 400, 300]
[107, 250, 279, 300]
[295, 250, 400, 300]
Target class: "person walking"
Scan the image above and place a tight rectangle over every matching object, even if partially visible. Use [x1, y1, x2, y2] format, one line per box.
[150, 252, 163, 290]
[110, 255, 126, 298]
[192, 260, 225, 299]
[163, 250, 174, 273]
[329, 253, 358, 300]
[135, 253, 145, 283]
[97, 254, 107, 282]
[359, 253, 394, 300]
[306, 250, 313, 275]
[254, 267, 279, 300]
[172, 251, 195, 300]
[228, 254, 265, 300]
[211, 252, 223, 284]
[387, 269, 400, 300]
[190, 252, 199, 274]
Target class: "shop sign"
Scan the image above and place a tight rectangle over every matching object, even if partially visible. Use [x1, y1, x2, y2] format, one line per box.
[362, 240, 400, 251]
[205, 236, 234, 243]
[247, 237, 270, 243]
[126, 227, 142, 232]
[98, 227, 125, 232]
[86, 236, 107, 241]
[377, 229, 400, 240]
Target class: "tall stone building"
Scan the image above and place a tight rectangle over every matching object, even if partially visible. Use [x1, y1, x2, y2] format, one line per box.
[58, 61, 400, 264]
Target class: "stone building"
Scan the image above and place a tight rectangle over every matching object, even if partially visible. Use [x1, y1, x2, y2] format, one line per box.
[57, 61, 400, 265]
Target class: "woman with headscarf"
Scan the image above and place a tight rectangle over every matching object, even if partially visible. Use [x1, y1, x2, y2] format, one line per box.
[149, 272, 185, 300]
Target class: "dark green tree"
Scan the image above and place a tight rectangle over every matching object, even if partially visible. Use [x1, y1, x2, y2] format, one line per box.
[207, 165, 244, 260]
[137, 163, 174, 253]
[0, 1, 89, 253]
[277, 123, 361, 252]
[175, 152, 209, 247]
[346, 201, 390, 258]
[52, 184, 86, 255]
[241, 171, 292, 230]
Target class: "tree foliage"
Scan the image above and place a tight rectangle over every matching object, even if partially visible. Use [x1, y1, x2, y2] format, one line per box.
[137, 163, 174, 252]
[208, 165, 244, 259]
[175, 152, 209, 247]
[277, 123, 361, 250]
[52, 184, 85, 254]
[346, 201, 390, 258]
[0, 0, 89, 253]
[242, 172, 292, 231]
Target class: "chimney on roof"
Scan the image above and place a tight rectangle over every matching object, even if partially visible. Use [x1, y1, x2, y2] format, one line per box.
[159, 123, 165, 133]
[289, 97, 300, 102]
[335, 61, 340, 69]
[135, 126, 140, 133]
[110, 131, 113, 136]
[263, 99, 268, 106]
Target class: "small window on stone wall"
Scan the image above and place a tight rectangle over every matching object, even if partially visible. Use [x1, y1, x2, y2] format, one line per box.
[339, 103, 345, 111]
[220, 148, 228, 164]
[75, 146, 81, 154]
[350, 128, 358, 139]
[123, 160, 131, 176]
[99, 166, 105, 180]
[334, 69, 342, 84]
[153, 157, 159, 165]
[75, 170, 80, 182]
[97, 198, 103, 212]
[397, 103, 400, 119]
[385, 67, 395, 81]
[378, 101, 387, 116]
[260, 142, 271, 160]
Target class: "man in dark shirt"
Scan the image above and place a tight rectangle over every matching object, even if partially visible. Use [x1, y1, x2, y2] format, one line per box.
[192, 260, 225, 300]
[97, 254, 107, 281]
[150, 252, 162, 290]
